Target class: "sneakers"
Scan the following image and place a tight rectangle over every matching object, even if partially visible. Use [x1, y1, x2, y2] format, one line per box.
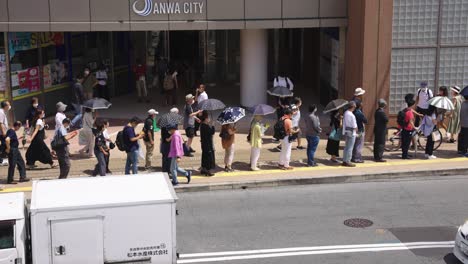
[251, 167, 260, 171]
[296, 146, 305, 150]
[342, 162, 356, 167]
[0, 160, 8, 166]
[424, 154, 437, 159]
[186, 171, 192, 184]
[19, 178, 30, 183]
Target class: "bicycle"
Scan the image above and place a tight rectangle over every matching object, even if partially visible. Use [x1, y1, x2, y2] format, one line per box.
[385, 127, 442, 152]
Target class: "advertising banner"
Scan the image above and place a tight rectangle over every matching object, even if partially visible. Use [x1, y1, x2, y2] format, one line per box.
[12, 67, 40, 98]
[8, 32, 65, 57]
[0, 54, 7, 92]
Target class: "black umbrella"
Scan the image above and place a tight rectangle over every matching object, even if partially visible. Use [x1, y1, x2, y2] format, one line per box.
[323, 99, 348, 114]
[461, 86, 468, 97]
[198, 99, 226, 111]
[250, 104, 276, 116]
[158, 112, 183, 128]
[83, 98, 112, 110]
[267, 86, 293, 98]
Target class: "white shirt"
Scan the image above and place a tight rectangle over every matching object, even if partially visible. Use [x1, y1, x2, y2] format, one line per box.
[197, 91, 208, 104]
[96, 70, 108, 86]
[58, 126, 68, 137]
[55, 112, 66, 131]
[342, 110, 357, 136]
[291, 110, 301, 127]
[273, 76, 294, 91]
[103, 128, 110, 147]
[0, 109, 8, 128]
[417, 88, 433, 109]
[36, 119, 45, 130]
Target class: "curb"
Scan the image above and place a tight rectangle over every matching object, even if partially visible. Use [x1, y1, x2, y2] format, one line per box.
[174, 167, 468, 193]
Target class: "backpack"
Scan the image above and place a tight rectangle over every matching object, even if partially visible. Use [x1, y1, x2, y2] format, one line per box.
[115, 130, 127, 152]
[273, 118, 288, 140]
[163, 74, 175, 91]
[397, 108, 409, 128]
[417, 88, 432, 100]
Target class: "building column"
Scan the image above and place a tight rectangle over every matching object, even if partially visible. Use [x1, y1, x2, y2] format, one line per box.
[240, 29, 268, 107]
[344, 0, 394, 141]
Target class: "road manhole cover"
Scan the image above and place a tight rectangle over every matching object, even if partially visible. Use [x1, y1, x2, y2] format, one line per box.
[344, 218, 373, 228]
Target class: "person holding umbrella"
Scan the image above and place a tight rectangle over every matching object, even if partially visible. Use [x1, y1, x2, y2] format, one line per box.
[200, 111, 216, 176]
[420, 105, 438, 159]
[447, 86, 464, 143]
[218, 107, 245, 172]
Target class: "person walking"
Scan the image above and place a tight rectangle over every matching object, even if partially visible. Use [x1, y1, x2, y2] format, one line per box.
[91, 122, 109, 176]
[163, 67, 178, 106]
[304, 105, 321, 167]
[351, 101, 368, 163]
[458, 93, 468, 156]
[5, 121, 29, 184]
[82, 67, 98, 100]
[399, 96, 416, 159]
[278, 108, 295, 170]
[200, 111, 216, 176]
[250, 115, 263, 171]
[415, 81, 433, 127]
[54, 118, 77, 179]
[168, 125, 192, 186]
[326, 110, 342, 163]
[342, 101, 358, 167]
[420, 105, 438, 159]
[220, 124, 236, 172]
[102, 120, 112, 174]
[373, 99, 389, 162]
[133, 58, 149, 103]
[123, 117, 144, 175]
[55, 102, 67, 131]
[79, 108, 96, 158]
[160, 125, 172, 174]
[447, 86, 464, 144]
[95, 64, 109, 100]
[144, 109, 158, 170]
[25, 97, 42, 130]
[183, 94, 201, 155]
[26, 109, 56, 169]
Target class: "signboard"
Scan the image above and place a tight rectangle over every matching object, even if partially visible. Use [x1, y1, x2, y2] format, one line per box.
[132, 0, 204, 16]
[12, 67, 40, 97]
[0, 54, 7, 92]
[8, 32, 65, 57]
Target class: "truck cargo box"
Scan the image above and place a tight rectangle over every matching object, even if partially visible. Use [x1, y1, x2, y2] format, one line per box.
[29, 173, 177, 264]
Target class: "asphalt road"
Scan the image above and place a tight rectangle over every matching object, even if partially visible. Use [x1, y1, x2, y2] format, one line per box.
[176, 176, 468, 264]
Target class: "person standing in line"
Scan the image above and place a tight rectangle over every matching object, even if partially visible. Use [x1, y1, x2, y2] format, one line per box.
[436, 86, 449, 134]
[342, 101, 358, 167]
[194, 84, 208, 136]
[220, 124, 236, 172]
[102, 120, 113, 174]
[26, 109, 57, 169]
[168, 125, 192, 186]
[163, 67, 178, 106]
[0, 100, 11, 166]
[143, 109, 158, 170]
[92, 122, 109, 177]
[458, 93, 468, 156]
[326, 110, 342, 163]
[55, 118, 78, 179]
[415, 81, 433, 127]
[352, 87, 366, 105]
[160, 124, 172, 174]
[183, 94, 202, 155]
[95, 64, 109, 100]
[400, 96, 416, 160]
[420, 105, 438, 159]
[447, 86, 464, 144]
[373, 99, 389, 162]
[25, 97, 42, 130]
[133, 58, 149, 103]
[123, 117, 144, 175]
[304, 105, 321, 167]
[79, 108, 96, 158]
[82, 67, 98, 100]
[278, 108, 295, 170]
[351, 101, 368, 163]
[5, 121, 29, 184]
[200, 111, 216, 176]
[250, 115, 263, 171]
[291, 98, 304, 150]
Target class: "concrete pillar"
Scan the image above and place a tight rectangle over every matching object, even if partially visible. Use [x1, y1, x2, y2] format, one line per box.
[240, 29, 268, 107]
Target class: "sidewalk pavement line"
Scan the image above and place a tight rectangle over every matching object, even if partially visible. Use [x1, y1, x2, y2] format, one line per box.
[0, 187, 32, 193]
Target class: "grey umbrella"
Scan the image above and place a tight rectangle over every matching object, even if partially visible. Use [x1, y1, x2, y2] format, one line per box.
[158, 112, 184, 128]
[251, 104, 276, 116]
[83, 98, 112, 110]
[198, 99, 226, 111]
[323, 99, 348, 114]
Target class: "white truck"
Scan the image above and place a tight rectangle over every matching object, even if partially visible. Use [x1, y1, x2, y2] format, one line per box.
[0, 173, 178, 264]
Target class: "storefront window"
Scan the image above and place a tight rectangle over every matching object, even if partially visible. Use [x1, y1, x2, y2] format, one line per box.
[42, 35, 69, 90]
[0, 33, 7, 99]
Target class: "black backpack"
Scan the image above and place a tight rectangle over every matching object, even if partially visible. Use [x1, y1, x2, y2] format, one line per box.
[115, 130, 127, 152]
[397, 109, 409, 128]
[273, 118, 288, 140]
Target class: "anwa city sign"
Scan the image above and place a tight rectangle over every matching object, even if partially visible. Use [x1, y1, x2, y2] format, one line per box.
[132, 0, 204, 16]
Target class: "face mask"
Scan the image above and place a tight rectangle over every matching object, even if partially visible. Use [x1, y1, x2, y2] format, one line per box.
[84, 71, 90, 75]
[33, 103, 39, 108]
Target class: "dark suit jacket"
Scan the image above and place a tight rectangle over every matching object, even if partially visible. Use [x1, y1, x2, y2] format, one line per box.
[374, 108, 388, 144]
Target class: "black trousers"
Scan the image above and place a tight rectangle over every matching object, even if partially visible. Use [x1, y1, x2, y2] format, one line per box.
[425, 134, 435, 156]
[56, 147, 71, 179]
[401, 130, 413, 158]
[458, 127, 468, 154]
[373, 142, 385, 161]
[7, 148, 26, 182]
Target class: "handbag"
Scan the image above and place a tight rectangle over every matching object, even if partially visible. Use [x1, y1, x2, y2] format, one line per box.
[109, 142, 116, 150]
[329, 128, 342, 141]
[51, 130, 69, 151]
[431, 131, 441, 142]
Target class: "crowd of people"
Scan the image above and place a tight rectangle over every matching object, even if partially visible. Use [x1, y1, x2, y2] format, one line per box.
[1, 77, 467, 186]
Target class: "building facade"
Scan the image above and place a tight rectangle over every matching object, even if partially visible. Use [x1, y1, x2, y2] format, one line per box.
[0, 0, 396, 136]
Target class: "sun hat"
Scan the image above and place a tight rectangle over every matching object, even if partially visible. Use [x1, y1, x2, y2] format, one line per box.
[185, 94, 195, 100]
[450, 86, 461, 94]
[56, 102, 67, 112]
[148, 109, 159, 115]
[354, 87, 366, 96]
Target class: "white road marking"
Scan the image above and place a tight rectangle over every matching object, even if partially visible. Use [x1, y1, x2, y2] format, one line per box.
[178, 241, 455, 263]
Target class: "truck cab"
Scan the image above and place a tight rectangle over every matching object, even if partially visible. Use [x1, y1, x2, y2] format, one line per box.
[0, 193, 26, 264]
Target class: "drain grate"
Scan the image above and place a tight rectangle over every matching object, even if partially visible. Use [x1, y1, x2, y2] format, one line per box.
[344, 218, 374, 228]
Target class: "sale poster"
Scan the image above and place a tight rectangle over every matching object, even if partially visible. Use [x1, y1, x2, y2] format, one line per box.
[0, 54, 6, 92]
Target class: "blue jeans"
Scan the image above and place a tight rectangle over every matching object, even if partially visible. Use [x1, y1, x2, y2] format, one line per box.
[343, 131, 356, 163]
[125, 151, 139, 175]
[170, 157, 188, 184]
[306, 136, 320, 165]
